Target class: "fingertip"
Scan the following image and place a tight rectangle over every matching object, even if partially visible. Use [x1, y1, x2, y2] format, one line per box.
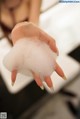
[11, 81, 15, 86]
[11, 70, 17, 86]
[40, 85, 44, 90]
[50, 43, 59, 55]
[44, 76, 53, 89]
[55, 63, 67, 80]
[32, 71, 44, 89]
[62, 75, 67, 80]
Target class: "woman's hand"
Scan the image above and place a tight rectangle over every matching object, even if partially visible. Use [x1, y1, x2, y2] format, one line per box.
[11, 22, 66, 89]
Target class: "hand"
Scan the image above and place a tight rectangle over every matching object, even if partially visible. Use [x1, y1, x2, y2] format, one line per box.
[11, 22, 66, 90]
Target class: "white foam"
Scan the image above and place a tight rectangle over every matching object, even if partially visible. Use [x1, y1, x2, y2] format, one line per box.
[3, 38, 57, 79]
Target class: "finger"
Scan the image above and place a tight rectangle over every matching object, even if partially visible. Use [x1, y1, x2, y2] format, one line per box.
[39, 30, 59, 55]
[12, 22, 59, 54]
[32, 72, 44, 90]
[44, 76, 53, 89]
[11, 70, 17, 86]
[55, 63, 67, 80]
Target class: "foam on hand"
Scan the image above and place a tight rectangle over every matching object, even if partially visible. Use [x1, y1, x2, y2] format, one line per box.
[3, 37, 57, 79]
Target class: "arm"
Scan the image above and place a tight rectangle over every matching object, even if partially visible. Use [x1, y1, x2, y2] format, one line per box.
[29, 0, 42, 25]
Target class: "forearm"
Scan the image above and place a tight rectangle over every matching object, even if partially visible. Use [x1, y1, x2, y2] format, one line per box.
[29, 0, 42, 25]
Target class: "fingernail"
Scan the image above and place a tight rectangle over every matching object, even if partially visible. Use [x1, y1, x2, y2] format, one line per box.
[50, 86, 54, 91]
[54, 49, 59, 56]
[57, 52, 59, 56]
[11, 81, 15, 86]
[57, 49, 59, 56]
[55, 44, 59, 55]
[63, 75, 67, 80]
[40, 86, 44, 90]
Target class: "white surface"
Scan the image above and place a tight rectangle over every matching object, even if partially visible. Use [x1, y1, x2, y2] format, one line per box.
[40, 3, 80, 54]
[44, 55, 80, 93]
[41, 0, 59, 12]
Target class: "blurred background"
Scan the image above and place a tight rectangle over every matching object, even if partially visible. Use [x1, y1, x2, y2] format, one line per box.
[0, 0, 80, 119]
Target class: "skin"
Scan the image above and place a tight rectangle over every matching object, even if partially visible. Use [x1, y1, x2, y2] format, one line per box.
[1, 0, 41, 28]
[29, 0, 42, 25]
[11, 22, 67, 89]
